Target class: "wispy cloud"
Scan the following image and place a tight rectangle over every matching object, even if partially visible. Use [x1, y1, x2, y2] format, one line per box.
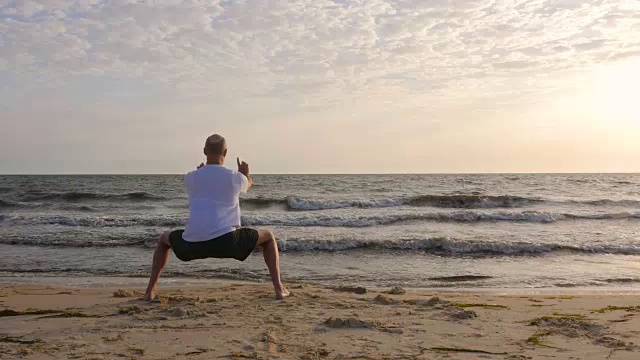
[1, 0, 638, 106]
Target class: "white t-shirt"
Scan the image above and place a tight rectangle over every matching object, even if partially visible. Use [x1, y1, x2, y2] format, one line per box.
[182, 164, 249, 242]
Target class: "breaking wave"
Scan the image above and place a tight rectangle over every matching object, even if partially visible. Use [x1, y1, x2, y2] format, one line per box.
[243, 211, 640, 227]
[2, 235, 640, 257]
[275, 237, 640, 255]
[0, 215, 185, 228]
[239, 195, 540, 211]
[286, 197, 407, 210]
[15, 190, 165, 202]
[407, 195, 538, 208]
[241, 195, 640, 211]
[4, 189, 639, 212]
[2, 210, 639, 228]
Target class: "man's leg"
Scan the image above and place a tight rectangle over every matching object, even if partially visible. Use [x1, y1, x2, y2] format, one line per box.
[144, 231, 172, 301]
[257, 229, 289, 300]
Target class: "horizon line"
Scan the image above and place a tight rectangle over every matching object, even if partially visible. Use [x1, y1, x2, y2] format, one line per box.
[1, 172, 639, 176]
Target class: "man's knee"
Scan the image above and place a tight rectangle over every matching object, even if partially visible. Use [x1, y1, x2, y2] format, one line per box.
[159, 231, 172, 248]
[257, 229, 275, 246]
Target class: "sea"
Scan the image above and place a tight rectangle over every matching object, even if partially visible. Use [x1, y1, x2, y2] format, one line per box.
[1, 173, 640, 290]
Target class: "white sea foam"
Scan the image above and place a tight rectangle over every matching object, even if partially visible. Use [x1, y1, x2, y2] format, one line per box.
[3, 210, 638, 229]
[3, 234, 640, 256]
[275, 237, 640, 255]
[286, 197, 406, 210]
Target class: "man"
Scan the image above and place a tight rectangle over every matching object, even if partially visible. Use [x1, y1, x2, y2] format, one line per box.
[144, 134, 289, 300]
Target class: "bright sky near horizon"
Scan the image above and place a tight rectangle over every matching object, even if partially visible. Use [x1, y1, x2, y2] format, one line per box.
[1, 0, 639, 174]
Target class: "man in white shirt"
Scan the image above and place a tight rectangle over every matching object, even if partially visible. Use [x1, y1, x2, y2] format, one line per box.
[144, 134, 289, 300]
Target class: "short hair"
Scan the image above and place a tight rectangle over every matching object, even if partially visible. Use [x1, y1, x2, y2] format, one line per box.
[204, 134, 227, 156]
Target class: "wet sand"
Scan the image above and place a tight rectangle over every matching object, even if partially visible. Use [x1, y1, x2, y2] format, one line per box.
[1, 282, 639, 359]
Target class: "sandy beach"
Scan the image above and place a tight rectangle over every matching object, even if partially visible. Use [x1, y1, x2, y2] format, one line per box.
[1, 282, 639, 359]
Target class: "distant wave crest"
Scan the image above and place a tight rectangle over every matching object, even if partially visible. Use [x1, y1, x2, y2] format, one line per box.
[241, 195, 640, 211]
[239, 195, 541, 211]
[16, 190, 165, 202]
[407, 195, 537, 208]
[580, 199, 640, 207]
[0, 199, 38, 208]
[287, 197, 407, 210]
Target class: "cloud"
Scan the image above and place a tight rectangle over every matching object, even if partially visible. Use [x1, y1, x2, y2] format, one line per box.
[609, 49, 640, 61]
[492, 60, 540, 69]
[0, 0, 638, 111]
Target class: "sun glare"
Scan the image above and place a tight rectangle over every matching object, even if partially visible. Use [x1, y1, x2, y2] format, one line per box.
[589, 58, 640, 124]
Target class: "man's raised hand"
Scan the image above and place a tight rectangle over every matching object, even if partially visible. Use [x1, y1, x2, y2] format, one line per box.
[237, 157, 250, 176]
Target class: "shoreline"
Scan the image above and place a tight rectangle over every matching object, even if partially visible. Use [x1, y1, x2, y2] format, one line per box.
[3, 276, 640, 295]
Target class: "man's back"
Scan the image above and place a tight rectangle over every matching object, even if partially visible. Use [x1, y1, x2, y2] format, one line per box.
[182, 164, 249, 241]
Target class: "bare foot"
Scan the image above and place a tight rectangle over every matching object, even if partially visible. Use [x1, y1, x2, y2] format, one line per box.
[275, 288, 290, 300]
[143, 290, 156, 301]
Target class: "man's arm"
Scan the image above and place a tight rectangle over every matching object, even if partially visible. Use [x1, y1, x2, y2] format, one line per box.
[237, 157, 253, 192]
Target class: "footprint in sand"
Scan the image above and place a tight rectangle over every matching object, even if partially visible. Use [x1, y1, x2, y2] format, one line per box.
[261, 327, 288, 356]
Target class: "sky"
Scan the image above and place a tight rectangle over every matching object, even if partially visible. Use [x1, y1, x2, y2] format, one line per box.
[1, 0, 639, 174]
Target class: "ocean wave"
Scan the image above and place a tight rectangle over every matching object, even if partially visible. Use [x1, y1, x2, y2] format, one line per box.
[8, 188, 640, 213]
[0, 199, 39, 208]
[407, 195, 537, 208]
[16, 190, 165, 202]
[2, 215, 185, 228]
[567, 178, 598, 184]
[3, 234, 640, 257]
[281, 195, 640, 211]
[276, 237, 640, 255]
[53, 204, 157, 212]
[238, 195, 541, 211]
[56, 205, 100, 212]
[240, 198, 288, 208]
[0, 200, 157, 211]
[0, 237, 151, 247]
[614, 180, 634, 185]
[287, 197, 407, 210]
[240, 197, 405, 210]
[601, 277, 640, 284]
[244, 211, 640, 227]
[3, 210, 640, 228]
[243, 212, 545, 227]
[580, 199, 640, 207]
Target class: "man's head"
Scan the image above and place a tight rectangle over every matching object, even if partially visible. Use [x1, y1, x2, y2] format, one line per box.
[204, 134, 227, 164]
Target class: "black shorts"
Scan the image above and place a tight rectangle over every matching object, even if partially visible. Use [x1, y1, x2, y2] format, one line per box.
[169, 228, 259, 262]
